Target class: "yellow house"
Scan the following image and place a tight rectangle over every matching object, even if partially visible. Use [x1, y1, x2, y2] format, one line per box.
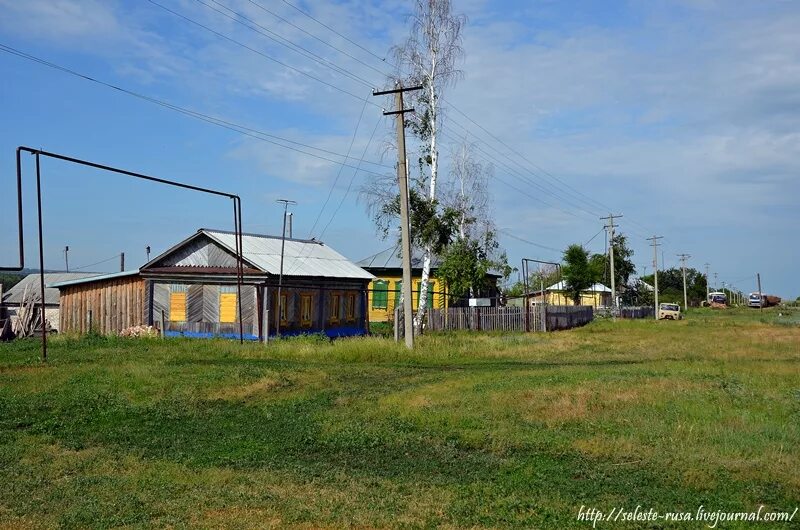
[357, 246, 450, 322]
[530, 281, 612, 308]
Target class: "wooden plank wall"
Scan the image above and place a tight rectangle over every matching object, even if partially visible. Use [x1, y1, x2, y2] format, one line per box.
[60, 276, 146, 334]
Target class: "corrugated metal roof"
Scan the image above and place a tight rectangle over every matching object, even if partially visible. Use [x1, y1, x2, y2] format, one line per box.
[357, 245, 503, 278]
[48, 270, 140, 289]
[203, 229, 374, 280]
[546, 281, 612, 293]
[2, 272, 98, 304]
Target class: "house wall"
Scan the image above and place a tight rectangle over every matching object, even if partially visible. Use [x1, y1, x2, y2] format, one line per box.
[60, 276, 146, 334]
[366, 274, 448, 323]
[3, 305, 61, 332]
[144, 279, 369, 339]
[146, 281, 260, 339]
[266, 280, 369, 337]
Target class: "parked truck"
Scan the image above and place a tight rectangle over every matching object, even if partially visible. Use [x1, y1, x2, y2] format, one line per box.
[748, 293, 781, 308]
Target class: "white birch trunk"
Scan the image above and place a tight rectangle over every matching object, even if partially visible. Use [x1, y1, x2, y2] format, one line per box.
[414, 53, 439, 332]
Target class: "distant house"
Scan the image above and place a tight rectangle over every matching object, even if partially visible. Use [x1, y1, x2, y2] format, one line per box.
[356, 245, 501, 322]
[1, 272, 96, 332]
[51, 229, 374, 339]
[528, 281, 612, 308]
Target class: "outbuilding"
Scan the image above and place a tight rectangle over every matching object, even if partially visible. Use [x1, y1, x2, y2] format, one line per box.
[1, 272, 97, 332]
[51, 229, 374, 339]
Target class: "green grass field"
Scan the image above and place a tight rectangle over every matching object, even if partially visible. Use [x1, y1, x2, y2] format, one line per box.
[1, 308, 798, 528]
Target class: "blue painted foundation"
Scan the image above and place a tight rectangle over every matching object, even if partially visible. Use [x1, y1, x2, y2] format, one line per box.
[164, 327, 367, 341]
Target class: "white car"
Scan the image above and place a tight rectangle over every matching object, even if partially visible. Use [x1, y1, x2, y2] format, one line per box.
[658, 303, 682, 320]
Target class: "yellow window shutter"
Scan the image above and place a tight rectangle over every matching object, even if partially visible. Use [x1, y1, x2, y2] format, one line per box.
[219, 293, 237, 323]
[170, 292, 187, 322]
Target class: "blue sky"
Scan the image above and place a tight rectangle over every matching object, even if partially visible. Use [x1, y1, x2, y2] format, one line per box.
[1, 0, 798, 298]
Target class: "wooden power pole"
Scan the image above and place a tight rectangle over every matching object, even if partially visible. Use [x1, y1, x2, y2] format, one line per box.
[647, 236, 663, 319]
[374, 82, 422, 349]
[600, 213, 622, 315]
[275, 198, 297, 337]
[677, 253, 691, 310]
[757, 273, 763, 314]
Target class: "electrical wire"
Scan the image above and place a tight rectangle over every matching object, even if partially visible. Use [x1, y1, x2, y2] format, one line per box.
[320, 115, 384, 238]
[307, 94, 370, 236]
[193, 0, 376, 89]
[583, 227, 605, 247]
[70, 254, 122, 271]
[498, 229, 562, 254]
[0, 44, 393, 177]
[244, 0, 392, 79]
[276, 0, 397, 68]
[146, 0, 381, 106]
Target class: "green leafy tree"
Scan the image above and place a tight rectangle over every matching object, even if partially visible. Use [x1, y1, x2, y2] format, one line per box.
[562, 245, 593, 304]
[587, 234, 636, 290]
[640, 268, 708, 306]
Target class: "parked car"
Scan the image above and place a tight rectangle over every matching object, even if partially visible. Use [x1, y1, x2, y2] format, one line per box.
[658, 303, 682, 320]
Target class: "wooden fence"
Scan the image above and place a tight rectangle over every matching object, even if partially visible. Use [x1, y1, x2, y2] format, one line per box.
[418, 304, 593, 333]
[595, 306, 655, 319]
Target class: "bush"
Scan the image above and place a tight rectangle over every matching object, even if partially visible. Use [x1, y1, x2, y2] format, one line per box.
[369, 321, 394, 338]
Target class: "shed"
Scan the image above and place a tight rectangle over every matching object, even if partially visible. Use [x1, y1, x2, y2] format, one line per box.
[51, 229, 374, 339]
[1, 272, 97, 331]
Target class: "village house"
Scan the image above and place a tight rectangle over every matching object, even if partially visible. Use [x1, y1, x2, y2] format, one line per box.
[357, 245, 501, 322]
[528, 281, 613, 308]
[50, 229, 374, 339]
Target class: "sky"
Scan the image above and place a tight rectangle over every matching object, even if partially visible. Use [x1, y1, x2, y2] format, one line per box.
[0, 0, 798, 298]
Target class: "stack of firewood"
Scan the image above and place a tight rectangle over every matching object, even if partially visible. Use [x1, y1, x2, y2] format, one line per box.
[11, 285, 49, 338]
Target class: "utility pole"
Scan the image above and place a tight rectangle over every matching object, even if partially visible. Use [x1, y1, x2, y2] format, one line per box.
[275, 199, 297, 337]
[287, 212, 293, 239]
[704, 263, 710, 300]
[64, 245, 69, 272]
[600, 213, 622, 314]
[757, 273, 763, 314]
[677, 253, 690, 310]
[647, 236, 663, 319]
[374, 82, 422, 349]
[713, 272, 718, 292]
[120, 252, 125, 272]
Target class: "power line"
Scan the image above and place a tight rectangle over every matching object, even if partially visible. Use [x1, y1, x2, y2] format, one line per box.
[308, 94, 370, 236]
[445, 103, 609, 211]
[70, 254, 121, 271]
[192, 0, 376, 89]
[243, 0, 392, 79]
[437, 130, 589, 221]
[172, 0, 657, 242]
[320, 115, 384, 238]
[146, 0, 381, 105]
[221, 0, 658, 240]
[0, 44, 393, 177]
[443, 109, 604, 217]
[276, 0, 396, 68]
[498, 229, 562, 254]
[584, 227, 605, 247]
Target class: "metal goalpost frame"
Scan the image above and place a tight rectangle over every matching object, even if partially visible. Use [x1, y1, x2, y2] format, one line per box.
[1, 146, 246, 361]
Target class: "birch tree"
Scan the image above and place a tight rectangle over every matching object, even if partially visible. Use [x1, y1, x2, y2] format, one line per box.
[394, 0, 466, 332]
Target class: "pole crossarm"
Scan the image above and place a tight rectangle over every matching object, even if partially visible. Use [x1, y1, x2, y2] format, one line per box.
[9, 146, 246, 362]
[372, 85, 425, 96]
